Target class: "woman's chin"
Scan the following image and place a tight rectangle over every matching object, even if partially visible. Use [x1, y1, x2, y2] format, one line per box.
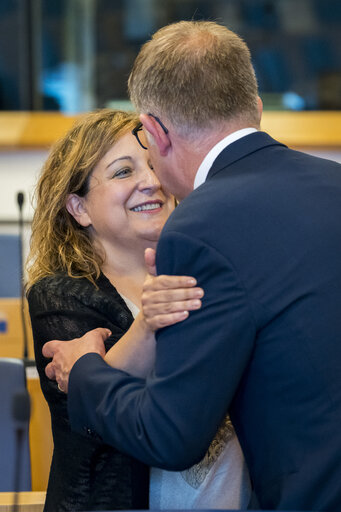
[138, 230, 161, 245]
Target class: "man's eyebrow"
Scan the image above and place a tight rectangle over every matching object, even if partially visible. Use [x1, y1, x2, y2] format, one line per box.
[106, 156, 133, 168]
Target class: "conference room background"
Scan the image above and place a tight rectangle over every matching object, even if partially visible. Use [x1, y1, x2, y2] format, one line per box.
[0, 0, 341, 498]
[1, 0, 341, 113]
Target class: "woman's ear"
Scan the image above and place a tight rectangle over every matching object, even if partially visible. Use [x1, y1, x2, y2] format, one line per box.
[66, 194, 92, 227]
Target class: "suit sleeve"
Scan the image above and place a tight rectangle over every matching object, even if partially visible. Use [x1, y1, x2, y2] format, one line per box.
[68, 231, 256, 470]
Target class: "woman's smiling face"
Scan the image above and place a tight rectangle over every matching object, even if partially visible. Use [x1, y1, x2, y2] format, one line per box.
[71, 131, 174, 250]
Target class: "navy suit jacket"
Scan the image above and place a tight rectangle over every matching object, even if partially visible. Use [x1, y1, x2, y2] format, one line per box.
[68, 132, 341, 510]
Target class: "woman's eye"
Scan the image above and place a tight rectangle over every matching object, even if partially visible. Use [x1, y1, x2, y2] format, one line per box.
[148, 160, 154, 171]
[113, 167, 132, 179]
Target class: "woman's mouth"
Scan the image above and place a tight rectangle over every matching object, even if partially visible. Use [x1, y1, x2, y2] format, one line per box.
[130, 201, 163, 212]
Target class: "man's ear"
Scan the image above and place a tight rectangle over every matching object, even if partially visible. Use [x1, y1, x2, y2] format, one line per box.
[140, 113, 171, 157]
[66, 194, 92, 227]
[257, 96, 263, 120]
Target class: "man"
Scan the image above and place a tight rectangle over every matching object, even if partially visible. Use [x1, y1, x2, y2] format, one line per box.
[44, 21, 341, 510]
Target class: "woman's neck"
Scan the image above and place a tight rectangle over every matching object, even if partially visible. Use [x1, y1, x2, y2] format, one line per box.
[100, 241, 156, 308]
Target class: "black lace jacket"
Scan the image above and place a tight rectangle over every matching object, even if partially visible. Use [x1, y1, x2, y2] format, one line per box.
[28, 272, 149, 512]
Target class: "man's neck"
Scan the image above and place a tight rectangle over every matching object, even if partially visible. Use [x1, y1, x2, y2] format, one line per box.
[194, 127, 258, 190]
[175, 121, 259, 198]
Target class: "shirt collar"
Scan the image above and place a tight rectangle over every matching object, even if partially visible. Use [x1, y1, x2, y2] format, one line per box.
[193, 128, 258, 189]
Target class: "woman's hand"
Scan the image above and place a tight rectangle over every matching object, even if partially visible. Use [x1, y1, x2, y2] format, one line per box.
[142, 249, 204, 331]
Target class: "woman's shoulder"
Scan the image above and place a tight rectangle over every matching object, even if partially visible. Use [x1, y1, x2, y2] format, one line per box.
[29, 272, 89, 292]
[27, 271, 131, 320]
[28, 271, 119, 299]
[28, 272, 89, 304]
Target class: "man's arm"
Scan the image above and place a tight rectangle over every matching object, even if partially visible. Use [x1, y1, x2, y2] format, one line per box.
[67, 231, 256, 470]
[43, 266, 203, 390]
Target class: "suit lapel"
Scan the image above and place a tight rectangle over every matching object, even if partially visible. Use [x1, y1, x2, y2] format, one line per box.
[207, 131, 287, 180]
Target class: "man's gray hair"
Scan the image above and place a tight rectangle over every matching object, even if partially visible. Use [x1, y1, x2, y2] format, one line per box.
[128, 21, 260, 136]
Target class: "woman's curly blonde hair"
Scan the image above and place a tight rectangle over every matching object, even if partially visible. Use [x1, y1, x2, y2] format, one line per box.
[26, 109, 139, 290]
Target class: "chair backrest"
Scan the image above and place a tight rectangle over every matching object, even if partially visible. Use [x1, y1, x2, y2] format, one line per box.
[0, 357, 31, 491]
[0, 234, 21, 298]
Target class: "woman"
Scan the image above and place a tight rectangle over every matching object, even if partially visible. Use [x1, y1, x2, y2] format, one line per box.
[27, 109, 201, 512]
[27, 109, 250, 511]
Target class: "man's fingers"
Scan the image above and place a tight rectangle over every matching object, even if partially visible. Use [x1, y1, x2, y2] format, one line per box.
[42, 340, 65, 358]
[82, 328, 112, 358]
[43, 328, 110, 359]
[89, 327, 112, 341]
[145, 248, 157, 276]
[45, 362, 56, 380]
[42, 327, 111, 388]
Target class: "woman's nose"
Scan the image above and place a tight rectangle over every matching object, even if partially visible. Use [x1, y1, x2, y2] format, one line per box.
[138, 167, 161, 192]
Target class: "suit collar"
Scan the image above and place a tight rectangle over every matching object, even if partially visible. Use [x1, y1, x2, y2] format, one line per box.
[206, 131, 287, 181]
[194, 128, 257, 189]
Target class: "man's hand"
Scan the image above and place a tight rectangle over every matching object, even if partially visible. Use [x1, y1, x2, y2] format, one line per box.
[42, 327, 111, 393]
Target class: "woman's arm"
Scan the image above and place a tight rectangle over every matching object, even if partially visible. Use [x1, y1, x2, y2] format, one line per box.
[104, 274, 204, 377]
[104, 312, 154, 377]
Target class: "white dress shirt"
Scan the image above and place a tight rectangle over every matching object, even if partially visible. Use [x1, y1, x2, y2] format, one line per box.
[194, 128, 257, 190]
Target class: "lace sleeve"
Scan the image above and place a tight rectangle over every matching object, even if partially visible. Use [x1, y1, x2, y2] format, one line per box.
[27, 273, 133, 422]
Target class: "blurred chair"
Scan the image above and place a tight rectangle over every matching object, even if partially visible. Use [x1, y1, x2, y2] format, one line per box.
[0, 234, 21, 298]
[0, 357, 31, 491]
[0, 233, 34, 358]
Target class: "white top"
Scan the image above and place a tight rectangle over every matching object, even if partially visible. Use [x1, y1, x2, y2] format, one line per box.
[122, 298, 251, 510]
[194, 128, 258, 189]
[149, 420, 251, 510]
[121, 294, 140, 319]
